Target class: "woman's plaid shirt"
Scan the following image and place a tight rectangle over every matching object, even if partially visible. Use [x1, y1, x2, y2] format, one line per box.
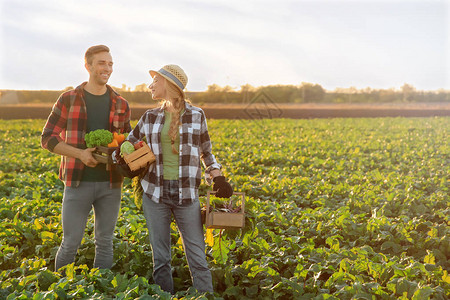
[128, 103, 221, 204]
[41, 82, 131, 187]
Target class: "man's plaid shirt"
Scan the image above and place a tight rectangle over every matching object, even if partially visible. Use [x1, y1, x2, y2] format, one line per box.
[41, 82, 131, 187]
[128, 102, 221, 204]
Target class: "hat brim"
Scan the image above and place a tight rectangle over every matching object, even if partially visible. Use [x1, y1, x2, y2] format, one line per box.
[149, 70, 185, 98]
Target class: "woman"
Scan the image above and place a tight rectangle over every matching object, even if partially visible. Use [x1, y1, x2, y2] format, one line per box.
[126, 64, 233, 294]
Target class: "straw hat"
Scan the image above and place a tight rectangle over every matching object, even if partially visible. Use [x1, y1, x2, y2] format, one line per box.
[149, 64, 188, 97]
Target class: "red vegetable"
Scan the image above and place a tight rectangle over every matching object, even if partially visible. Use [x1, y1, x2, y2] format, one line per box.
[134, 141, 145, 150]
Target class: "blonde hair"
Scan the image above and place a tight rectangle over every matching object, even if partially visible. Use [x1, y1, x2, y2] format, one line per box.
[163, 80, 187, 154]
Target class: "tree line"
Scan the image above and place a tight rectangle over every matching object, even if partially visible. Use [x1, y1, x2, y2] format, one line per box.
[1, 83, 449, 105]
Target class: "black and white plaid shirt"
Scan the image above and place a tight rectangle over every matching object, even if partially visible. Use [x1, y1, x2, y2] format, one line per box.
[128, 102, 221, 204]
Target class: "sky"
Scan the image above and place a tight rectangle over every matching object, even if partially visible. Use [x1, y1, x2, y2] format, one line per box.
[0, 0, 448, 92]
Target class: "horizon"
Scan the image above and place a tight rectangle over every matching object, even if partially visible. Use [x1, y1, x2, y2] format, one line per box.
[0, 83, 449, 93]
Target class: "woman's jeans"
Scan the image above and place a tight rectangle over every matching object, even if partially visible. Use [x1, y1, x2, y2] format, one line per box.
[55, 182, 121, 270]
[142, 180, 213, 294]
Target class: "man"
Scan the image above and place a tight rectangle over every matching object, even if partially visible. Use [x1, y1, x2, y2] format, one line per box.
[41, 45, 131, 270]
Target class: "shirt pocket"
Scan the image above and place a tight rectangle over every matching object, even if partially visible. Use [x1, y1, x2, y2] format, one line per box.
[185, 126, 200, 146]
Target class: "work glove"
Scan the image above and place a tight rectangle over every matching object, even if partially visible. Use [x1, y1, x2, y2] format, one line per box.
[213, 176, 233, 198]
[113, 150, 148, 178]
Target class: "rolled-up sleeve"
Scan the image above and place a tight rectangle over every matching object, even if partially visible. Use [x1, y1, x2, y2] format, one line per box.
[199, 111, 221, 184]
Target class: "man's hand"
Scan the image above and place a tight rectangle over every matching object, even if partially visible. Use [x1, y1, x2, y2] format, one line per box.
[79, 148, 98, 167]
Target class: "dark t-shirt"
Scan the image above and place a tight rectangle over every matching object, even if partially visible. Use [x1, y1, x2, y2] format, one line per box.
[81, 89, 110, 182]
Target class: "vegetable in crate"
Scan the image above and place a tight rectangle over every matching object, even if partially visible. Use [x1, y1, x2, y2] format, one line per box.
[134, 141, 145, 149]
[108, 139, 119, 147]
[84, 129, 113, 148]
[209, 195, 241, 213]
[113, 132, 126, 144]
[120, 141, 135, 155]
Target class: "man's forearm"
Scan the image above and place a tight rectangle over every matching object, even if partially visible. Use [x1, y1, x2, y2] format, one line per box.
[53, 141, 84, 160]
[53, 142, 98, 168]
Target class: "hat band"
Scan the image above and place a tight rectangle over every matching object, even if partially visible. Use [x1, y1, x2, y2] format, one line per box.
[159, 68, 185, 91]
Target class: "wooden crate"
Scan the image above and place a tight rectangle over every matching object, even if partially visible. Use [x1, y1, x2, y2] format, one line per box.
[123, 143, 156, 171]
[205, 191, 245, 229]
[92, 146, 118, 170]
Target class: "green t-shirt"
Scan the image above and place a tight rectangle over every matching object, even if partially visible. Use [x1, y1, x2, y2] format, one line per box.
[81, 89, 110, 182]
[161, 110, 181, 180]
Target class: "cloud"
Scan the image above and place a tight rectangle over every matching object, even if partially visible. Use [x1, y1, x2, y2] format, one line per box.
[0, 0, 448, 91]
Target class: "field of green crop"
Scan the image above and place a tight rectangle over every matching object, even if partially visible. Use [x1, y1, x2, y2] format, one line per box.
[0, 117, 449, 299]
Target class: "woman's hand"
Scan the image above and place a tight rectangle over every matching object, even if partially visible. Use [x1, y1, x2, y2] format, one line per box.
[213, 176, 233, 198]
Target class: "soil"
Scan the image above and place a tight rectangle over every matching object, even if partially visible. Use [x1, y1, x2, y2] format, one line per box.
[0, 103, 449, 120]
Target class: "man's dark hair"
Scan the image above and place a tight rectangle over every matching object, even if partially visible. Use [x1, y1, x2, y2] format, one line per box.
[85, 45, 110, 65]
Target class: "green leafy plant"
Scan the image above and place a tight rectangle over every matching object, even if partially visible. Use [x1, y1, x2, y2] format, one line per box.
[0, 118, 449, 299]
[84, 129, 113, 147]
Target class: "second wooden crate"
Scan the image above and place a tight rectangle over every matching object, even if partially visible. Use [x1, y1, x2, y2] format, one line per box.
[205, 191, 245, 229]
[123, 143, 156, 171]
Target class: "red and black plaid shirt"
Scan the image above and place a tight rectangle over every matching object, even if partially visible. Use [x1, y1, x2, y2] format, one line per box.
[41, 82, 131, 187]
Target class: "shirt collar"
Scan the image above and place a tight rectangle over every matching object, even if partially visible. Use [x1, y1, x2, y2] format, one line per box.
[75, 82, 118, 97]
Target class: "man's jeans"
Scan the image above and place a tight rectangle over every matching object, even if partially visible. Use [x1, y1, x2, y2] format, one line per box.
[142, 180, 213, 294]
[55, 182, 121, 270]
